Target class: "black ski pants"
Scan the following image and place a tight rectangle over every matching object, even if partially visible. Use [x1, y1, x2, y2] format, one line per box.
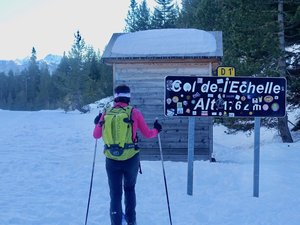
[106, 153, 139, 225]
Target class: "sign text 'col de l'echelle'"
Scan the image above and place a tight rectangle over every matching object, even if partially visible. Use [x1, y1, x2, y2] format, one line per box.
[164, 76, 287, 117]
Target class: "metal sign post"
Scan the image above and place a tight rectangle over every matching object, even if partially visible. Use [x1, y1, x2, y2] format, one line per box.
[187, 117, 195, 195]
[253, 117, 261, 197]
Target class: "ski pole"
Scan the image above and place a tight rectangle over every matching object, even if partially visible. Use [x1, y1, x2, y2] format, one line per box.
[85, 139, 98, 225]
[157, 119, 173, 225]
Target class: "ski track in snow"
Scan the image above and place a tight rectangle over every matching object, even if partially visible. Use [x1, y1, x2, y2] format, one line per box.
[0, 109, 299, 225]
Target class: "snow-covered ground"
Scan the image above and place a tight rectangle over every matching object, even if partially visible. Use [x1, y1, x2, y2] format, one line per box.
[1, 100, 299, 225]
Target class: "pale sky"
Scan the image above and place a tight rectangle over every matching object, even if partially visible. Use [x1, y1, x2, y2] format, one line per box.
[0, 0, 163, 60]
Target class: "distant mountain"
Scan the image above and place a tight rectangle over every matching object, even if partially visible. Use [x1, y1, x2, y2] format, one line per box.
[43, 54, 63, 65]
[0, 60, 24, 75]
[39, 54, 63, 74]
[0, 54, 62, 75]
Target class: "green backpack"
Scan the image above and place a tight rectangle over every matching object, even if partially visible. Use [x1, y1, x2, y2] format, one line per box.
[102, 106, 139, 160]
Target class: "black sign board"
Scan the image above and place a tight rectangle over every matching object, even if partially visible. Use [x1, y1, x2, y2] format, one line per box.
[165, 76, 286, 117]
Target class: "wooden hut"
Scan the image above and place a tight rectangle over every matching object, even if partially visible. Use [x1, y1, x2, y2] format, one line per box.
[102, 29, 223, 161]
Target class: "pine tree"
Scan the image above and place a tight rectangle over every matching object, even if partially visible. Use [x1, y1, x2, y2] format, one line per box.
[87, 49, 100, 82]
[83, 47, 100, 104]
[50, 32, 113, 112]
[136, 0, 152, 31]
[87, 48, 113, 100]
[67, 30, 87, 112]
[15, 70, 28, 109]
[125, 0, 140, 32]
[0, 72, 8, 109]
[7, 70, 17, 109]
[176, 0, 298, 140]
[151, 0, 179, 29]
[285, 0, 300, 108]
[178, 0, 200, 28]
[98, 60, 113, 97]
[26, 47, 41, 110]
[179, 0, 280, 76]
[37, 64, 51, 109]
[51, 53, 69, 109]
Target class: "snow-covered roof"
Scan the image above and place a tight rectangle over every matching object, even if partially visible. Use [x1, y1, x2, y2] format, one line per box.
[102, 29, 223, 63]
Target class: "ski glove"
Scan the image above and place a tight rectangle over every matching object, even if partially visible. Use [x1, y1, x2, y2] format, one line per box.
[154, 120, 162, 133]
[94, 113, 102, 125]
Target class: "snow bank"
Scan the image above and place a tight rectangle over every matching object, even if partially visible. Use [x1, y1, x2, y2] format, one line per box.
[112, 29, 217, 55]
[0, 104, 299, 225]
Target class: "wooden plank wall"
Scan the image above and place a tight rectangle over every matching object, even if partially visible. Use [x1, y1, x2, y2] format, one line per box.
[114, 63, 213, 161]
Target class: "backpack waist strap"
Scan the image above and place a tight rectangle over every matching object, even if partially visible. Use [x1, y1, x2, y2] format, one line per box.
[104, 143, 138, 150]
[104, 143, 140, 160]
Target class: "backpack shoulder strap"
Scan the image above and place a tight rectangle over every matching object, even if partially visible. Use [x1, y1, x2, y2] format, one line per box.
[123, 106, 134, 124]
